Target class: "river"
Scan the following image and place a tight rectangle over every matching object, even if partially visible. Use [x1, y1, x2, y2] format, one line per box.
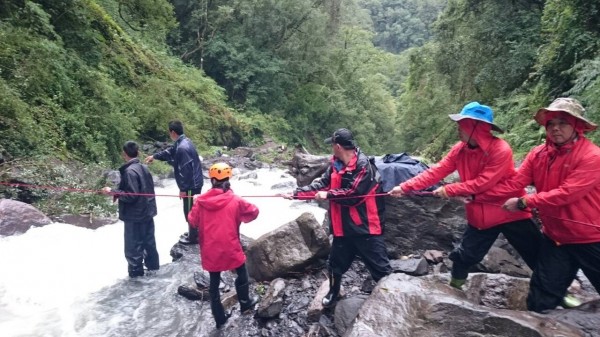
[0, 168, 325, 337]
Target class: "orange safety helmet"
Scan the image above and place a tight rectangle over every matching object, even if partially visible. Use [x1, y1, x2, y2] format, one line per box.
[209, 162, 232, 181]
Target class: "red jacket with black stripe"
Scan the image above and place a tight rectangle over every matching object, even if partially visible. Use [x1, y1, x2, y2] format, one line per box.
[295, 150, 385, 237]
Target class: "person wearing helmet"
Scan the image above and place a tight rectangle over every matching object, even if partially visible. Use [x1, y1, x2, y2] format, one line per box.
[187, 162, 260, 329]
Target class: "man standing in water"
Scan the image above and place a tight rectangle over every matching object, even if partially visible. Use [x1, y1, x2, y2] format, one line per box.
[102, 141, 159, 278]
[282, 128, 391, 307]
[145, 120, 203, 244]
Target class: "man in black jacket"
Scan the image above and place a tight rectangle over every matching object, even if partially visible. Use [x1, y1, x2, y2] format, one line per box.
[145, 120, 204, 244]
[282, 128, 391, 306]
[103, 141, 159, 278]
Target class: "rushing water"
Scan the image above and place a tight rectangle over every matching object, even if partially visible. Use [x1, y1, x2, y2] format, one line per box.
[0, 168, 325, 337]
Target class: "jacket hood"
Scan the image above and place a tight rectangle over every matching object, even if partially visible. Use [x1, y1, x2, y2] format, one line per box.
[458, 119, 495, 152]
[195, 188, 235, 211]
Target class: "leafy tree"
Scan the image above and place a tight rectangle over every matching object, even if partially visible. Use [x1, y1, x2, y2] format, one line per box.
[358, 0, 447, 54]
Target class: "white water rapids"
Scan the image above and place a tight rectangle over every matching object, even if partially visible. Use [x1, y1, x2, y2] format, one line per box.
[0, 168, 326, 337]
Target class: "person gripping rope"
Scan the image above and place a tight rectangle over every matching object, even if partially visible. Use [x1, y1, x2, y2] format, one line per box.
[187, 162, 260, 329]
[281, 128, 391, 307]
[488, 97, 600, 312]
[102, 141, 160, 278]
[145, 120, 203, 244]
[388, 102, 542, 290]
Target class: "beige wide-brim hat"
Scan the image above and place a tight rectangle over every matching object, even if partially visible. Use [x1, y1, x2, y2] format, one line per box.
[534, 97, 597, 132]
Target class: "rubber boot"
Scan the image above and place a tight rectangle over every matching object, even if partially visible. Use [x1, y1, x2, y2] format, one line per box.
[179, 226, 198, 245]
[211, 294, 231, 329]
[449, 277, 466, 290]
[561, 294, 582, 308]
[322, 273, 342, 307]
[236, 282, 259, 313]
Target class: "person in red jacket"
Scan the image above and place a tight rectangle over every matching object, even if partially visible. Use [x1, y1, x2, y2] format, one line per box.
[496, 97, 600, 312]
[282, 128, 391, 307]
[388, 102, 542, 289]
[187, 162, 260, 329]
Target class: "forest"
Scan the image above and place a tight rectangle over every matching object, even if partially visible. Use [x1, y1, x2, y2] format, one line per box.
[1, 0, 600, 213]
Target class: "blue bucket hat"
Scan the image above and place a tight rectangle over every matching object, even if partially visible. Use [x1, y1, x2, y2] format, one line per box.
[448, 102, 504, 133]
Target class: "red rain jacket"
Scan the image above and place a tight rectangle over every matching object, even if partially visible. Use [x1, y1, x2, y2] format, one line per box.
[483, 136, 600, 244]
[400, 136, 531, 230]
[295, 150, 384, 237]
[188, 188, 259, 272]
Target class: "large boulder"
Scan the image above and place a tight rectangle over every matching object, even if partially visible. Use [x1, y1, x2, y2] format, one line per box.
[344, 273, 586, 337]
[286, 145, 329, 187]
[0, 198, 52, 235]
[383, 196, 465, 257]
[246, 212, 330, 281]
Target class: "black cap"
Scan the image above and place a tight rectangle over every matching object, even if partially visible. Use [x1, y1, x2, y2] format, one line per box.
[324, 128, 356, 149]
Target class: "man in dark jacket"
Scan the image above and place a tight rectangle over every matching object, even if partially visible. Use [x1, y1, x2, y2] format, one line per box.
[103, 141, 159, 278]
[282, 128, 391, 307]
[145, 120, 203, 244]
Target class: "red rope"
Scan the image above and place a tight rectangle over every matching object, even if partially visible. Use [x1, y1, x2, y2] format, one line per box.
[3, 181, 599, 229]
[0, 181, 387, 199]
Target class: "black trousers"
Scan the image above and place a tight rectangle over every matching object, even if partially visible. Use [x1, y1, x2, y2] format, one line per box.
[527, 235, 600, 312]
[328, 235, 391, 282]
[182, 188, 202, 230]
[449, 219, 542, 280]
[124, 218, 159, 277]
[209, 263, 249, 325]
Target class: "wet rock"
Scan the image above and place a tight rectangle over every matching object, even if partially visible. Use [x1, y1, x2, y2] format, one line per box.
[383, 196, 466, 257]
[474, 246, 532, 278]
[287, 147, 329, 187]
[257, 278, 286, 318]
[334, 295, 369, 335]
[464, 273, 530, 311]
[345, 273, 585, 337]
[270, 181, 297, 190]
[307, 280, 331, 322]
[548, 299, 600, 336]
[423, 250, 444, 264]
[0, 198, 52, 235]
[177, 284, 209, 301]
[239, 171, 258, 180]
[246, 212, 330, 281]
[390, 257, 429, 276]
[52, 213, 117, 229]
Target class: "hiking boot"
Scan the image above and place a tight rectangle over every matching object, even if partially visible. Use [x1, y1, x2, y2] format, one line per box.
[322, 273, 342, 307]
[561, 294, 582, 308]
[236, 282, 259, 313]
[449, 278, 466, 290]
[322, 289, 339, 307]
[216, 312, 231, 329]
[178, 232, 198, 245]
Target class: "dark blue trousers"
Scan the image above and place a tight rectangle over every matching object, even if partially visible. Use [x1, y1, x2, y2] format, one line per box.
[124, 218, 159, 277]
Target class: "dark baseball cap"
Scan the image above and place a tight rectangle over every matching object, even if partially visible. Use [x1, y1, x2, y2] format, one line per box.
[324, 128, 356, 149]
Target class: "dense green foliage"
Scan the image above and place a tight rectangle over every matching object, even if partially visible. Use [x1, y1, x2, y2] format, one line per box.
[359, 0, 447, 54]
[2, 0, 600, 210]
[167, 0, 404, 153]
[394, 0, 600, 160]
[0, 0, 247, 165]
